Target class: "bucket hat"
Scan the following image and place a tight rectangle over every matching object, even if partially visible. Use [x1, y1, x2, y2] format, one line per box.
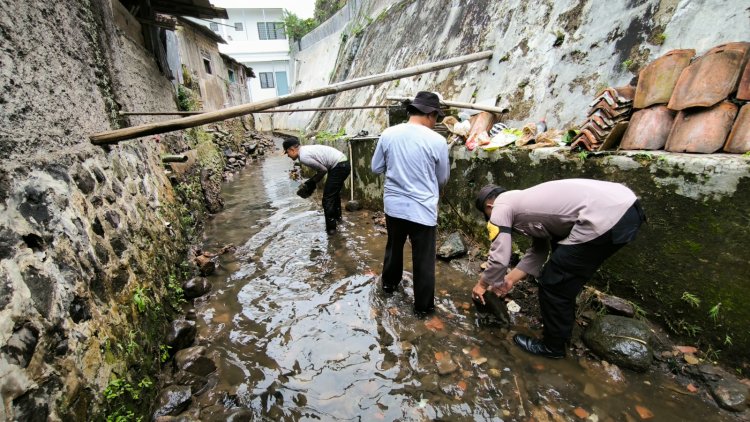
[405, 91, 445, 117]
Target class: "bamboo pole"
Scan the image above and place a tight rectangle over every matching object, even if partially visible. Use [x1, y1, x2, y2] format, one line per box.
[386, 95, 509, 114]
[118, 105, 389, 116]
[90, 50, 492, 145]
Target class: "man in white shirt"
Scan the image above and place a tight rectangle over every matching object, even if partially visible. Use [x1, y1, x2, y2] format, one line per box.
[284, 139, 350, 235]
[371, 91, 450, 316]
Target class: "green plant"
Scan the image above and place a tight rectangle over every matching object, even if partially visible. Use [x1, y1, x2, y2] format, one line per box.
[724, 334, 733, 346]
[176, 85, 200, 111]
[622, 59, 633, 71]
[393, 79, 400, 87]
[160, 344, 172, 363]
[132, 287, 150, 313]
[315, 128, 346, 142]
[553, 30, 565, 47]
[630, 301, 647, 319]
[708, 302, 721, 323]
[517, 79, 529, 89]
[282, 10, 317, 42]
[681, 292, 701, 308]
[498, 53, 510, 63]
[167, 273, 186, 308]
[653, 33, 667, 45]
[577, 150, 588, 161]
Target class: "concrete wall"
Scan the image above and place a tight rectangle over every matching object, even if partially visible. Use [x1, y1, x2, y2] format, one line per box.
[314, 134, 750, 368]
[0, 0, 190, 419]
[278, 0, 747, 135]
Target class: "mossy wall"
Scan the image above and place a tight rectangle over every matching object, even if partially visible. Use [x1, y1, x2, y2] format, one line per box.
[345, 141, 750, 369]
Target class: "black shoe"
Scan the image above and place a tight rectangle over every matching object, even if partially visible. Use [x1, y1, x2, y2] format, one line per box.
[513, 334, 565, 359]
[382, 284, 397, 294]
[414, 307, 435, 319]
[326, 227, 337, 236]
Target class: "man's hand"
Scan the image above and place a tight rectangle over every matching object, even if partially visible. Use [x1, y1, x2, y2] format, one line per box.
[472, 281, 488, 305]
[489, 276, 515, 297]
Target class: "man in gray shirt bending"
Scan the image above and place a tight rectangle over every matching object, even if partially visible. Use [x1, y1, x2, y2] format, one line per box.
[371, 91, 450, 316]
[473, 179, 646, 358]
[284, 139, 350, 235]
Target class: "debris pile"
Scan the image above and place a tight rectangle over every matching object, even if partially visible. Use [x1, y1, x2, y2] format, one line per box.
[570, 86, 634, 151]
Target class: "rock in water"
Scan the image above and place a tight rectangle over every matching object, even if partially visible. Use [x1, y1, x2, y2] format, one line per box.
[473, 292, 510, 326]
[152, 385, 192, 419]
[182, 277, 212, 299]
[166, 320, 197, 352]
[583, 315, 653, 372]
[437, 232, 467, 260]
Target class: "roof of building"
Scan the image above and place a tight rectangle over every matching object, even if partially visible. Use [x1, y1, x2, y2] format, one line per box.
[151, 0, 228, 19]
[177, 17, 227, 44]
[220, 53, 255, 77]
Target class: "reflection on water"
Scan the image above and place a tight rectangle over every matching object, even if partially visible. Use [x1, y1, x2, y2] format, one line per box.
[192, 152, 732, 421]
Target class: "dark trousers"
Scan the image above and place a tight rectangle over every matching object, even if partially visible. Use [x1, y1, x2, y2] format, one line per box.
[382, 215, 436, 314]
[322, 162, 350, 231]
[537, 201, 646, 349]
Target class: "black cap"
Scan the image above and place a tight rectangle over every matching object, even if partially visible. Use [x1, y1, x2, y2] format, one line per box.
[404, 91, 445, 117]
[475, 184, 506, 219]
[282, 139, 300, 154]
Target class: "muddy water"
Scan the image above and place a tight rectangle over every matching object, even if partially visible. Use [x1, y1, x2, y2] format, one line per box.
[193, 152, 730, 421]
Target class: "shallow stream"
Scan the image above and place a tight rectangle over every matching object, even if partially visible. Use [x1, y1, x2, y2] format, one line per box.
[188, 150, 731, 421]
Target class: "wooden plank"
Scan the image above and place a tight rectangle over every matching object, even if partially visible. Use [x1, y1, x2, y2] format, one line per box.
[90, 50, 493, 145]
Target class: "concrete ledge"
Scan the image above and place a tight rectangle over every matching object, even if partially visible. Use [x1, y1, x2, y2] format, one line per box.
[346, 141, 750, 367]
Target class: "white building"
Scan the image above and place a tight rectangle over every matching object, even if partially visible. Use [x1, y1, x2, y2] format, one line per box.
[196, 0, 312, 102]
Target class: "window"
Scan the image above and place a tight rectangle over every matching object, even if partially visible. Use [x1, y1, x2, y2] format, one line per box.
[234, 22, 243, 31]
[257, 22, 286, 40]
[259, 72, 274, 89]
[228, 69, 236, 83]
[209, 22, 219, 31]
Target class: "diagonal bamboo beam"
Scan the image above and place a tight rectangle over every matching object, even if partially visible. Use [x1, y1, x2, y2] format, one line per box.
[386, 95, 509, 114]
[90, 50, 492, 145]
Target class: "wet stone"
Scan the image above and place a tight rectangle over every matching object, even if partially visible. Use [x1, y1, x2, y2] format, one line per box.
[194, 255, 216, 276]
[596, 292, 635, 317]
[708, 378, 749, 412]
[582, 315, 653, 372]
[182, 277, 212, 300]
[436, 353, 459, 375]
[2, 322, 39, 368]
[175, 346, 216, 377]
[152, 385, 192, 419]
[92, 166, 106, 183]
[437, 232, 467, 260]
[167, 320, 197, 352]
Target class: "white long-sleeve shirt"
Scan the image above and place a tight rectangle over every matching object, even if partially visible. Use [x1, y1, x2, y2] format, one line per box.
[371, 123, 450, 226]
[298, 145, 347, 173]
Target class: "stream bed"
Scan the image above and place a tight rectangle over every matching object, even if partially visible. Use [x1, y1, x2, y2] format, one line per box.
[179, 150, 733, 421]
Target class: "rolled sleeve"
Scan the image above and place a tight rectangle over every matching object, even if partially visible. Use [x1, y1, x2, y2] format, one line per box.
[515, 237, 550, 277]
